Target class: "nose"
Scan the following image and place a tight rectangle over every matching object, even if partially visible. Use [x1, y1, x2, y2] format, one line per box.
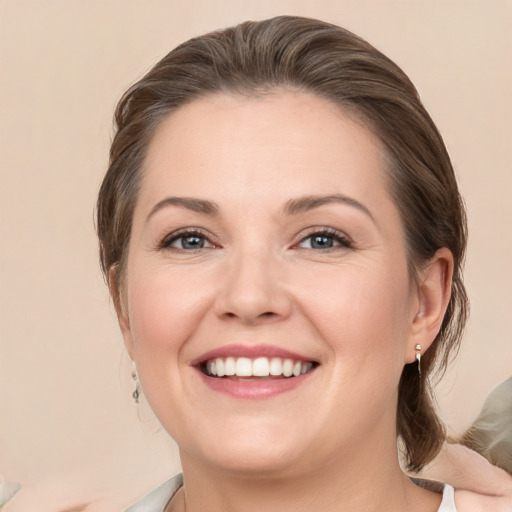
[213, 246, 292, 325]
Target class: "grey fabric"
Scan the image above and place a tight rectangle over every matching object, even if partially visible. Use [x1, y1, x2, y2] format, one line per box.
[124, 474, 183, 512]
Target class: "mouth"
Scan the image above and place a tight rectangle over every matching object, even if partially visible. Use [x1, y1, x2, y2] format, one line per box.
[199, 356, 318, 380]
[191, 344, 320, 398]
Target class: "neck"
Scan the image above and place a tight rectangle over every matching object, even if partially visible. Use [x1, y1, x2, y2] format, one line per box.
[171, 437, 441, 512]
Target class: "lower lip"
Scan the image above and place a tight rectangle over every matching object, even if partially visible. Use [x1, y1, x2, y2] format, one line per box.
[196, 369, 316, 399]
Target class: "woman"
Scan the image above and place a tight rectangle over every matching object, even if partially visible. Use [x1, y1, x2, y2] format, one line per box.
[96, 16, 509, 512]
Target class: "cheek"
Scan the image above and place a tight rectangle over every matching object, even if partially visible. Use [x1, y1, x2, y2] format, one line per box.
[124, 264, 216, 432]
[295, 260, 412, 372]
[321, 268, 412, 431]
[126, 264, 213, 358]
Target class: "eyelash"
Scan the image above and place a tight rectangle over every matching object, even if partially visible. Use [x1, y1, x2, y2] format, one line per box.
[297, 227, 354, 250]
[157, 227, 354, 252]
[158, 228, 215, 251]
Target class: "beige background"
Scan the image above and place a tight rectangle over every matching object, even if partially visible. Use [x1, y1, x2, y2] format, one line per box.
[1, 0, 511, 510]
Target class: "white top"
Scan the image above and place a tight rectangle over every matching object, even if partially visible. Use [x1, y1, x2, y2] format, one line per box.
[438, 484, 457, 512]
[125, 474, 457, 511]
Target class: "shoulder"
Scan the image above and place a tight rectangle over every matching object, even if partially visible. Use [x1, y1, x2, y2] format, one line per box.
[454, 489, 512, 512]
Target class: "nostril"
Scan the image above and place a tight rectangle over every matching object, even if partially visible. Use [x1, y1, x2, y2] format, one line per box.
[223, 311, 276, 319]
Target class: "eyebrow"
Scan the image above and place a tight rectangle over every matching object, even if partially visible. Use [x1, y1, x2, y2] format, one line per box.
[283, 194, 375, 221]
[146, 193, 374, 223]
[146, 197, 220, 223]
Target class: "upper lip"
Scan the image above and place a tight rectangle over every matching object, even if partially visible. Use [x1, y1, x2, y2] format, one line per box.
[190, 344, 318, 366]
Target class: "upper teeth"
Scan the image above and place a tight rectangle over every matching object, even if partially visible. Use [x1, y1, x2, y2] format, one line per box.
[205, 357, 313, 378]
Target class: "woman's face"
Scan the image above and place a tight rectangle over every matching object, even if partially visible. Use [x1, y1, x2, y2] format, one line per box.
[120, 91, 422, 476]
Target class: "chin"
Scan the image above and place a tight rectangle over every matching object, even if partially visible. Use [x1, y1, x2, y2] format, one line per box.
[183, 421, 312, 478]
[204, 447, 306, 479]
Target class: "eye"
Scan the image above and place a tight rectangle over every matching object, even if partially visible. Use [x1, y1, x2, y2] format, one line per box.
[298, 229, 353, 250]
[159, 230, 215, 251]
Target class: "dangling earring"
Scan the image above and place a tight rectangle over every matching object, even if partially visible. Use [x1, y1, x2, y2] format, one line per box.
[131, 362, 141, 404]
[415, 344, 422, 376]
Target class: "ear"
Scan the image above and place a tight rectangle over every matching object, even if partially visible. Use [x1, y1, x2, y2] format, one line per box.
[406, 248, 454, 363]
[109, 267, 135, 361]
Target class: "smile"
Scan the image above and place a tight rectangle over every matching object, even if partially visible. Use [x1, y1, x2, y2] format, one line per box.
[192, 344, 320, 398]
[203, 357, 316, 379]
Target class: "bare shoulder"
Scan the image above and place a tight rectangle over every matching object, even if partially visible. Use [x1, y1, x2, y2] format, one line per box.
[455, 489, 512, 512]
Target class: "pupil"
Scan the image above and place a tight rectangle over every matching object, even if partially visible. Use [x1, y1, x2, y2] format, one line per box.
[312, 235, 333, 249]
[182, 235, 204, 249]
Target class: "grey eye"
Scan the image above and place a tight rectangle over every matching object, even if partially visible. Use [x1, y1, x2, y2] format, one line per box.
[298, 230, 352, 250]
[308, 234, 335, 249]
[162, 230, 214, 250]
[174, 234, 207, 249]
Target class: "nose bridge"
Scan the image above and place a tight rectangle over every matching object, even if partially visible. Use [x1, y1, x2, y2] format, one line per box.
[215, 239, 290, 323]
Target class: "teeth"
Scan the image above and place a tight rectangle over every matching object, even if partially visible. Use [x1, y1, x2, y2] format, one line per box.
[282, 359, 294, 377]
[206, 360, 216, 376]
[235, 357, 252, 377]
[216, 358, 225, 377]
[224, 357, 236, 376]
[253, 357, 270, 376]
[269, 357, 282, 376]
[204, 357, 315, 378]
[301, 362, 313, 375]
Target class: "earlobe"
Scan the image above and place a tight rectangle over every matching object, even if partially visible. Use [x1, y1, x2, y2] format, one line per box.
[109, 267, 135, 360]
[407, 248, 454, 363]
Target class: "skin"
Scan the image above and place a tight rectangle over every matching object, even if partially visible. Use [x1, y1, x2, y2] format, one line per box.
[417, 443, 512, 511]
[114, 91, 454, 512]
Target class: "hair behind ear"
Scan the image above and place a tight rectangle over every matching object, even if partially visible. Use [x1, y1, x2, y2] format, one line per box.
[398, 357, 446, 472]
[108, 266, 123, 317]
[399, 249, 454, 471]
[108, 266, 135, 359]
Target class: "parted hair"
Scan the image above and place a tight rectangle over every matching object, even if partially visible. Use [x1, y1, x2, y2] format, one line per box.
[96, 15, 468, 471]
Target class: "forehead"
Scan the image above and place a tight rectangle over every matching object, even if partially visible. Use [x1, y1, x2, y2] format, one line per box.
[139, 91, 392, 214]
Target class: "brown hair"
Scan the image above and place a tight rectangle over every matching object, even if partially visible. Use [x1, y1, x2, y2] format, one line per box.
[96, 15, 468, 471]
